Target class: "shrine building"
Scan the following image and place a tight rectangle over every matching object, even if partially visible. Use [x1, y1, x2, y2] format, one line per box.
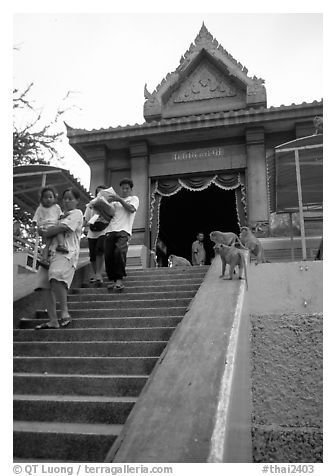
[66, 23, 322, 266]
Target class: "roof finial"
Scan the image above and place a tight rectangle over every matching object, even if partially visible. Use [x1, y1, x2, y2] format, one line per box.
[144, 83, 152, 100]
[195, 22, 213, 44]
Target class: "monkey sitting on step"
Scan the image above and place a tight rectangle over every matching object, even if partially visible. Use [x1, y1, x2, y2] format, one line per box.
[209, 230, 246, 248]
[239, 226, 268, 265]
[168, 254, 192, 268]
[214, 243, 248, 289]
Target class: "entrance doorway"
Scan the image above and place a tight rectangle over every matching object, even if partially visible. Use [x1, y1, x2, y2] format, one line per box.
[158, 184, 240, 265]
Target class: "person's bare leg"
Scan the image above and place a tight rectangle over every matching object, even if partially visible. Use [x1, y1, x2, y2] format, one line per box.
[50, 279, 71, 320]
[41, 242, 49, 261]
[44, 288, 60, 327]
[56, 232, 69, 253]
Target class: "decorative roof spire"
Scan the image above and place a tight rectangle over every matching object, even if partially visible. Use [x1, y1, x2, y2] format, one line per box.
[195, 22, 214, 43]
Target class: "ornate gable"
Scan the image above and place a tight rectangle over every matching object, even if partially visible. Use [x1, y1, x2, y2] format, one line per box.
[144, 23, 267, 122]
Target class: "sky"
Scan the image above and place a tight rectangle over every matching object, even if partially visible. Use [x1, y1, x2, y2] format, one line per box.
[12, 11, 323, 190]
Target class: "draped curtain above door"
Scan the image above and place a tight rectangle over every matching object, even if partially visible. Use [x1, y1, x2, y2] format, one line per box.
[149, 173, 247, 258]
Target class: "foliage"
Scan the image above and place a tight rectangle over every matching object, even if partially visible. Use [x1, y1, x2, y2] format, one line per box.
[13, 82, 78, 244]
[269, 212, 301, 237]
[13, 83, 75, 166]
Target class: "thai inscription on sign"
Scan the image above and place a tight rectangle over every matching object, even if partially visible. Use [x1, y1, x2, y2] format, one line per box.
[172, 147, 224, 161]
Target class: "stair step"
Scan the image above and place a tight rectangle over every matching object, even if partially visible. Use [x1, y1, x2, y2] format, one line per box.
[67, 290, 196, 301]
[14, 458, 80, 463]
[14, 327, 175, 342]
[14, 340, 168, 357]
[119, 266, 209, 276]
[14, 356, 158, 375]
[70, 283, 201, 294]
[35, 307, 187, 318]
[19, 316, 182, 329]
[13, 421, 123, 461]
[105, 274, 206, 283]
[64, 298, 191, 310]
[13, 373, 148, 396]
[14, 395, 137, 424]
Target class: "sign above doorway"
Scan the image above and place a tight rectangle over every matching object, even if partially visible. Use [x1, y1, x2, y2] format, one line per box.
[150, 144, 246, 177]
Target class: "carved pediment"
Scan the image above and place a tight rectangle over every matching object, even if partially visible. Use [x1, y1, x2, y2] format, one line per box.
[169, 60, 242, 104]
[144, 23, 266, 122]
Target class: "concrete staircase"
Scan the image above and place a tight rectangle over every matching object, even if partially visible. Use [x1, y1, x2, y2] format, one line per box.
[13, 265, 208, 462]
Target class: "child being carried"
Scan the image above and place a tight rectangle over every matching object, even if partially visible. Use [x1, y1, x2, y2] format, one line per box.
[33, 186, 69, 269]
[86, 185, 116, 232]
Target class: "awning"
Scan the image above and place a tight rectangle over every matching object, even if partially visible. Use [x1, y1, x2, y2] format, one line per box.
[267, 134, 323, 214]
[13, 164, 92, 216]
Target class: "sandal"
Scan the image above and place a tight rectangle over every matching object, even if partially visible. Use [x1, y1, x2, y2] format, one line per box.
[35, 322, 60, 330]
[38, 260, 50, 270]
[59, 316, 72, 328]
[56, 245, 69, 254]
[89, 276, 97, 284]
[94, 275, 103, 287]
[114, 283, 124, 291]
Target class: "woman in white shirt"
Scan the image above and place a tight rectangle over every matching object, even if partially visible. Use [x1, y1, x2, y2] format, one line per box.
[35, 187, 83, 329]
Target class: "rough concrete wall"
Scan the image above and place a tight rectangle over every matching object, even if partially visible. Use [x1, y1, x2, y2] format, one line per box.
[248, 261, 322, 314]
[251, 313, 323, 462]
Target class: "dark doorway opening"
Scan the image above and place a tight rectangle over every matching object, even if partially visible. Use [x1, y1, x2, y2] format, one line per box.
[158, 184, 240, 265]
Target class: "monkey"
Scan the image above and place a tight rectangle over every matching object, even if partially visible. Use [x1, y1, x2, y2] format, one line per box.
[214, 243, 248, 289]
[239, 226, 268, 265]
[209, 230, 246, 249]
[313, 116, 323, 135]
[168, 254, 192, 268]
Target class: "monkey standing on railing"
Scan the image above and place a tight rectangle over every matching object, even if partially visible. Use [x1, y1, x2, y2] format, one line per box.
[209, 230, 246, 248]
[239, 226, 269, 265]
[214, 243, 248, 289]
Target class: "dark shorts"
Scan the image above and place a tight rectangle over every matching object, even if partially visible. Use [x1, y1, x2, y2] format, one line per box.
[88, 235, 106, 262]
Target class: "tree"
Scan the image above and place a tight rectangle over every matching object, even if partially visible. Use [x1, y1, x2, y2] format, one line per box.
[13, 82, 76, 166]
[13, 82, 79, 244]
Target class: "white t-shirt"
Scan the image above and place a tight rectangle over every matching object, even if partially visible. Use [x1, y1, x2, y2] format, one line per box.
[33, 204, 62, 228]
[50, 209, 83, 268]
[105, 195, 139, 236]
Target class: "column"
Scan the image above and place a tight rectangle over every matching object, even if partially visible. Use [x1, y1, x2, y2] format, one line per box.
[85, 145, 107, 195]
[129, 142, 149, 249]
[245, 127, 269, 230]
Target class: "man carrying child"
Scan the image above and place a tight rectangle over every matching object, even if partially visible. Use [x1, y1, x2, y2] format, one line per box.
[103, 178, 139, 291]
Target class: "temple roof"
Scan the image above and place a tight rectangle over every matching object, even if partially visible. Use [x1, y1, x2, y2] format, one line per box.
[66, 99, 323, 139]
[143, 23, 267, 121]
[66, 22, 322, 148]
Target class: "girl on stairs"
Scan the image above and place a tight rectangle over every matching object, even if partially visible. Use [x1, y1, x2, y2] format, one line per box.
[34, 188, 83, 329]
